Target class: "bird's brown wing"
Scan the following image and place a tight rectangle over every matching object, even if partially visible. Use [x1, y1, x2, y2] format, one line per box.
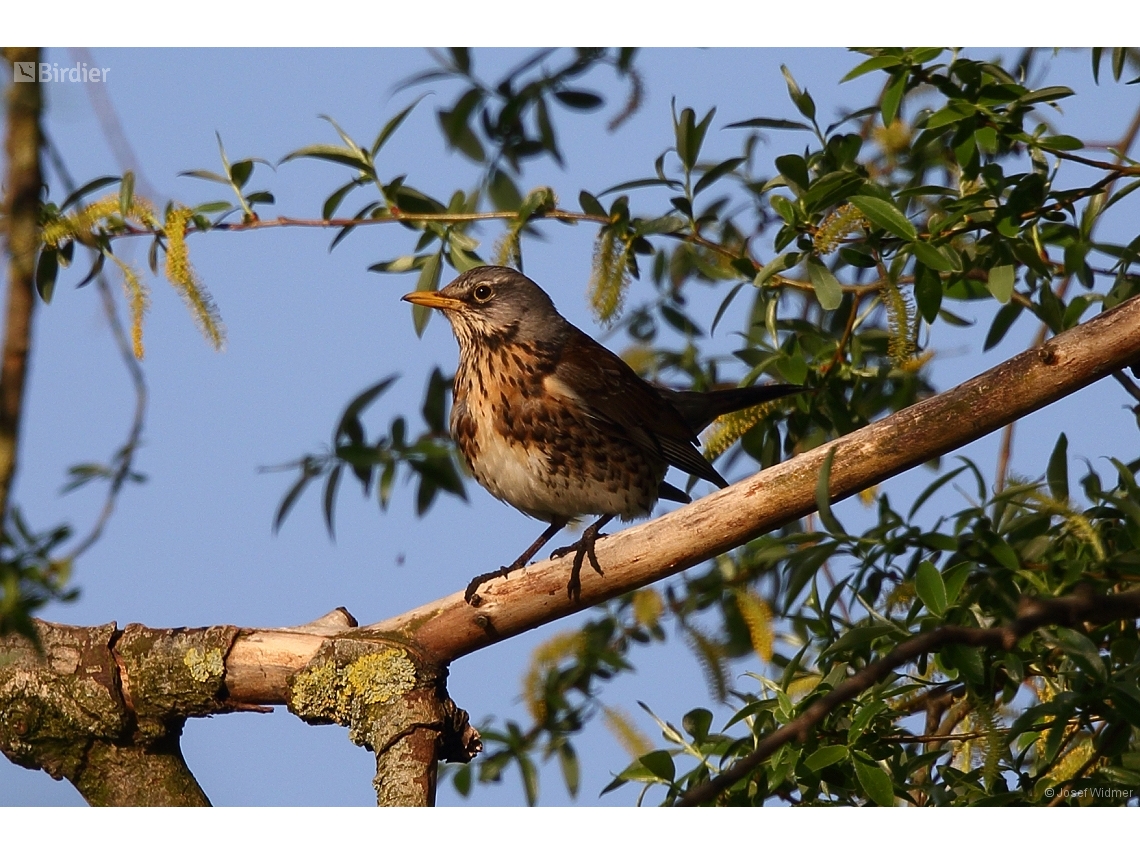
[552, 328, 729, 488]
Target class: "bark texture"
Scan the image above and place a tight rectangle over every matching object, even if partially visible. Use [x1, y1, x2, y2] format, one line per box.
[0, 47, 43, 521]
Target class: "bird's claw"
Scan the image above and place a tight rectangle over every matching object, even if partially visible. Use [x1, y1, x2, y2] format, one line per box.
[552, 529, 606, 602]
[464, 563, 520, 605]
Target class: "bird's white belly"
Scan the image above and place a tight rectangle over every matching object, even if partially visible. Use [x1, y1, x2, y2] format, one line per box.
[468, 423, 566, 519]
[461, 392, 644, 521]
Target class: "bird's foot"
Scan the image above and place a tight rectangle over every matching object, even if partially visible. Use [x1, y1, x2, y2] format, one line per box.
[551, 515, 611, 601]
[464, 561, 523, 605]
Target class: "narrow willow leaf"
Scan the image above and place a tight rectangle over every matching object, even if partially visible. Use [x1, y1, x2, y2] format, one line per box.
[915, 560, 948, 617]
[1048, 432, 1070, 503]
[850, 195, 916, 240]
[814, 447, 846, 535]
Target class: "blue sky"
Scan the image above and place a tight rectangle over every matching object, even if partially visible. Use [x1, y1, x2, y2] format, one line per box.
[2, 47, 1137, 807]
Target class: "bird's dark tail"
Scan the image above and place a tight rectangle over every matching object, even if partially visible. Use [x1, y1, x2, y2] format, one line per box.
[661, 383, 804, 433]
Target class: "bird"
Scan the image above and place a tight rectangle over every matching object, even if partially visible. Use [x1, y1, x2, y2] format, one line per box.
[402, 265, 802, 604]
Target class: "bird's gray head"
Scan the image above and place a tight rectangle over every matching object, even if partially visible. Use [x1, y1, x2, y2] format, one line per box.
[402, 266, 569, 351]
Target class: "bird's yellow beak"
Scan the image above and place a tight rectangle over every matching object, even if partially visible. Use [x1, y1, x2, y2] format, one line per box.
[402, 291, 464, 311]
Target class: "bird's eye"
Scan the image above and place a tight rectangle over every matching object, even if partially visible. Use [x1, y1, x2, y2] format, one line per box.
[473, 284, 493, 302]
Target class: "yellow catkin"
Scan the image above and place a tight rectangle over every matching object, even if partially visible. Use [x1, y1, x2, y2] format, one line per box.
[702, 401, 776, 461]
[884, 579, 916, 612]
[1024, 490, 1106, 561]
[521, 630, 584, 722]
[602, 705, 654, 759]
[787, 674, 821, 698]
[972, 700, 1002, 789]
[872, 119, 913, 159]
[492, 228, 522, 268]
[164, 205, 226, 351]
[733, 588, 774, 662]
[42, 194, 159, 248]
[1048, 738, 1094, 788]
[899, 349, 935, 373]
[108, 255, 151, 360]
[1034, 678, 1057, 761]
[631, 588, 664, 628]
[880, 278, 917, 366]
[685, 625, 729, 703]
[588, 228, 630, 325]
[813, 203, 866, 255]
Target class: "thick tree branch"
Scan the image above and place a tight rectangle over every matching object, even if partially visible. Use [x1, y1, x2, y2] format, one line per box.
[676, 586, 1140, 806]
[0, 608, 480, 805]
[0, 48, 43, 522]
[370, 292, 1140, 663]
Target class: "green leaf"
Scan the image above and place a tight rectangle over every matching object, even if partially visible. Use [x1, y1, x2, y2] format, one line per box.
[322, 464, 342, 537]
[850, 195, 916, 240]
[854, 759, 895, 806]
[1018, 85, 1075, 105]
[1047, 433, 1069, 503]
[229, 160, 253, 190]
[915, 560, 948, 617]
[554, 89, 604, 110]
[322, 180, 360, 221]
[421, 368, 450, 434]
[411, 253, 442, 336]
[840, 54, 901, 82]
[754, 252, 797, 287]
[558, 742, 579, 798]
[280, 144, 375, 176]
[781, 65, 816, 122]
[579, 190, 607, 217]
[910, 240, 955, 271]
[60, 175, 120, 212]
[944, 644, 985, 686]
[880, 72, 907, 126]
[814, 447, 846, 535]
[273, 463, 320, 533]
[805, 744, 848, 772]
[984, 302, 1024, 351]
[806, 257, 843, 311]
[1038, 134, 1084, 151]
[35, 248, 58, 303]
[682, 708, 713, 741]
[1056, 627, 1106, 681]
[179, 169, 231, 185]
[914, 264, 942, 323]
[119, 170, 135, 218]
[988, 537, 1020, 572]
[336, 375, 398, 441]
[774, 154, 810, 193]
[725, 117, 812, 131]
[986, 265, 1015, 303]
[371, 96, 424, 158]
[639, 749, 676, 783]
[694, 157, 745, 196]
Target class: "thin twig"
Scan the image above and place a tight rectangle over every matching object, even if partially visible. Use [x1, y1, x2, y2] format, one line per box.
[676, 586, 1140, 805]
[42, 130, 149, 562]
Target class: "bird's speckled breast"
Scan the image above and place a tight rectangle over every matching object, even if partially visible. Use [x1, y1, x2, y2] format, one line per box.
[451, 338, 663, 522]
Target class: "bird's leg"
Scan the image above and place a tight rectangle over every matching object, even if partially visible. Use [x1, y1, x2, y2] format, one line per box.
[551, 514, 614, 601]
[464, 519, 568, 604]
